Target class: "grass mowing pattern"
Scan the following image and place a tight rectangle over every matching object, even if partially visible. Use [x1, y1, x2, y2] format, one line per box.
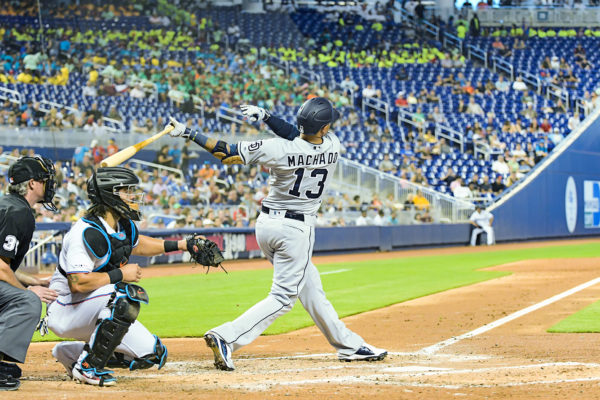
[33, 242, 599, 341]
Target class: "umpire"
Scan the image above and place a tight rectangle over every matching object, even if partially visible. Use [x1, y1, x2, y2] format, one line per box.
[0, 156, 59, 391]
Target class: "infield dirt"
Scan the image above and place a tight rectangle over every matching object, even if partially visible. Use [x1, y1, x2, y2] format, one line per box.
[6, 238, 600, 400]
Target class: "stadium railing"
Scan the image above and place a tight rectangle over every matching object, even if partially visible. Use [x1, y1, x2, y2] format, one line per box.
[332, 157, 475, 223]
[38, 99, 125, 133]
[362, 97, 390, 124]
[0, 86, 22, 106]
[128, 158, 185, 181]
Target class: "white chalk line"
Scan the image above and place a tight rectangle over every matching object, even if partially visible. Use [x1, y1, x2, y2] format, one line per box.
[137, 277, 600, 390]
[320, 268, 350, 275]
[142, 359, 600, 391]
[418, 276, 600, 355]
[383, 362, 600, 375]
[212, 369, 600, 391]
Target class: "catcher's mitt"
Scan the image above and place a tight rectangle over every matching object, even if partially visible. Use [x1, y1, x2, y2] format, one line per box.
[186, 236, 227, 273]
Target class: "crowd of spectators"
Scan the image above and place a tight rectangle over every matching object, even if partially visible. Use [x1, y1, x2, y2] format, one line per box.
[0, 2, 596, 212]
[0, 145, 444, 229]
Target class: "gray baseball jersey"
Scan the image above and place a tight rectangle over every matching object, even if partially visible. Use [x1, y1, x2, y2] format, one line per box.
[211, 131, 364, 357]
[237, 135, 340, 215]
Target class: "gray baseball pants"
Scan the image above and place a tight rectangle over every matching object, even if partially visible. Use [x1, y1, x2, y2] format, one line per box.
[211, 211, 363, 357]
[0, 281, 42, 363]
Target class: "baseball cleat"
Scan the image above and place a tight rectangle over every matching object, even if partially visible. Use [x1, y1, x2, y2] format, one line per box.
[339, 344, 388, 362]
[204, 331, 235, 371]
[72, 365, 116, 387]
[0, 373, 20, 391]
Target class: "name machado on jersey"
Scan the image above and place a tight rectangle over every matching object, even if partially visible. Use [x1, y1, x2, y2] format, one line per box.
[287, 152, 338, 167]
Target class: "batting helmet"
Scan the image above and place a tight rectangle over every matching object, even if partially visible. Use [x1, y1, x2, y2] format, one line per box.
[8, 156, 58, 212]
[87, 167, 143, 221]
[296, 97, 340, 135]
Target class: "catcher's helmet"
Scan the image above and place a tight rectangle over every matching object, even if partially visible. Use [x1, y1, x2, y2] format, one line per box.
[87, 167, 143, 221]
[296, 97, 340, 135]
[8, 156, 58, 212]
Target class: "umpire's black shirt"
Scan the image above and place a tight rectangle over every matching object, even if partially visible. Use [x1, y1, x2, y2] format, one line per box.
[0, 193, 35, 271]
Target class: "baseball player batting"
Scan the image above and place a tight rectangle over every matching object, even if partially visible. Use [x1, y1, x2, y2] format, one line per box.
[46, 167, 221, 386]
[167, 97, 387, 371]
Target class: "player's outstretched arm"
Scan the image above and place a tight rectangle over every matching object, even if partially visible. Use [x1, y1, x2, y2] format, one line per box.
[166, 117, 243, 165]
[240, 104, 299, 140]
[132, 234, 187, 256]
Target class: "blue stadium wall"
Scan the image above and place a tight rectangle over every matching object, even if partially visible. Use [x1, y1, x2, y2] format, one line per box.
[490, 112, 600, 241]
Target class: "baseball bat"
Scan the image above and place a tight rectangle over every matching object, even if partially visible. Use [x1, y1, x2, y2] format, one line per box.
[99, 124, 175, 167]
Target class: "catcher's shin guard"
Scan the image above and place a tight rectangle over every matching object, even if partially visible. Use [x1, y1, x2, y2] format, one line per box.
[84, 293, 142, 371]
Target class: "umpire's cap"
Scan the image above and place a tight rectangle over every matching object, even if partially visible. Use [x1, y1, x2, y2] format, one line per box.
[8, 156, 54, 184]
[8, 156, 58, 212]
[296, 97, 340, 135]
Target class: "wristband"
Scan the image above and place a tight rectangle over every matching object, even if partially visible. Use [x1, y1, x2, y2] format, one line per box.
[164, 240, 179, 253]
[107, 268, 123, 284]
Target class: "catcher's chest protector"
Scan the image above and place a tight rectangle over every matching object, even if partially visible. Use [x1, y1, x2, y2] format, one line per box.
[81, 216, 138, 271]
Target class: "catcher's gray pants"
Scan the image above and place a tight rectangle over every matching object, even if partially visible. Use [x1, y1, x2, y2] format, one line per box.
[0, 281, 42, 363]
[211, 212, 363, 357]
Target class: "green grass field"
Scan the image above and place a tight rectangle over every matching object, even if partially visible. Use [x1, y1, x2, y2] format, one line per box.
[549, 301, 600, 333]
[33, 242, 600, 342]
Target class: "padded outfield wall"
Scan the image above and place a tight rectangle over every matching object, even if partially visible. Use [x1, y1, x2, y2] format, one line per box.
[489, 107, 600, 241]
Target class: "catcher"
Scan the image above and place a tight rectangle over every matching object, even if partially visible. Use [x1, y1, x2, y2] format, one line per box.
[46, 167, 224, 386]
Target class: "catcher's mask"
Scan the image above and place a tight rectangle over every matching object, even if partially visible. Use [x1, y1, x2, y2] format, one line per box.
[296, 97, 340, 135]
[8, 155, 58, 212]
[87, 167, 144, 221]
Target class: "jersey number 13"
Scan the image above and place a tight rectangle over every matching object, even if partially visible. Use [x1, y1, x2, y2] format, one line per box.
[288, 168, 328, 199]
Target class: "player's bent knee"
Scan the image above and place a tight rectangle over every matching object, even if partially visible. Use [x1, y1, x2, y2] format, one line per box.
[113, 295, 141, 324]
[21, 291, 42, 318]
[270, 292, 297, 310]
[84, 285, 149, 370]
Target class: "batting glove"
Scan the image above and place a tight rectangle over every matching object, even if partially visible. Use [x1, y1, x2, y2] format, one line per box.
[167, 117, 190, 138]
[240, 104, 269, 122]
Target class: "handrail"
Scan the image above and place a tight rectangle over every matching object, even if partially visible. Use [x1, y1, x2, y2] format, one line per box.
[268, 54, 289, 76]
[340, 157, 469, 206]
[191, 96, 206, 119]
[216, 105, 245, 125]
[492, 56, 515, 81]
[38, 99, 125, 132]
[546, 82, 569, 106]
[331, 81, 356, 103]
[0, 86, 21, 105]
[575, 97, 588, 116]
[422, 18, 440, 37]
[467, 44, 488, 68]
[298, 65, 321, 86]
[396, 108, 427, 141]
[443, 33, 463, 53]
[435, 124, 465, 153]
[128, 158, 185, 181]
[518, 69, 541, 95]
[335, 156, 475, 223]
[362, 96, 390, 124]
[473, 141, 490, 161]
